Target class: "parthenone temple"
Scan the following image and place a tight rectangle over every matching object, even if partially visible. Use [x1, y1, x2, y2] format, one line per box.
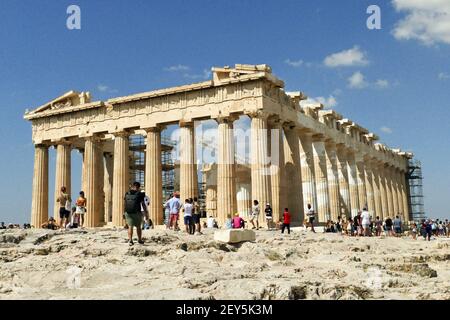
[25, 64, 413, 228]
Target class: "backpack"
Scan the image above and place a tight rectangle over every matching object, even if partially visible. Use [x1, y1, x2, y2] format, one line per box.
[125, 191, 141, 214]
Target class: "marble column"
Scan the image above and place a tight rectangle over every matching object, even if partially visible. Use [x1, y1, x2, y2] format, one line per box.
[378, 164, 389, 219]
[84, 136, 104, 227]
[371, 162, 383, 219]
[53, 142, 72, 224]
[365, 160, 375, 215]
[283, 125, 303, 222]
[111, 132, 129, 227]
[399, 171, 410, 222]
[336, 145, 351, 217]
[104, 152, 114, 224]
[312, 135, 330, 223]
[394, 169, 405, 220]
[389, 167, 399, 217]
[216, 117, 237, 223]
[355, 154, 367, 210]
[269, 120, 286, 222]
[346, 151, 360, 218]
[146, 127, 163, 225]
[250, 113, 271, 225]
[384, 165, 394, 219]
[325, 141, 340, 221]
[299, 131, 317, 217]
[31, 144, 49, 227]
[236, 184, 251, 217]
[179, 121, 197, 202]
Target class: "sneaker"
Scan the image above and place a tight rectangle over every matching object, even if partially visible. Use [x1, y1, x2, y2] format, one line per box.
[138, 240, 144, 245]
[128, 240, 134, 246]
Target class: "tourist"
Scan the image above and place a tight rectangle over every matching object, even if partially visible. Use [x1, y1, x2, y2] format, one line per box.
[355, 212, 363, 236]
[438, 221, 445, 236]
[249, 200, 260, 230]
[168, 192, 182, 231]
[281, 208, 291, 234]
[335, 216, 342, 233]
[325, 220, 335, 233]
[385, 217, 393, 236]
[306, 204, 316, 233]
[68, 206, 79, 228]
[361, 207, 371, 237]
[232, 213, 244, 229]
[346, 217, 354, 236]
[207, 215, 217, 229]
[445, 219, 449, 237]
[411, 222, 417, 240]
[182, 198, 194, 234]
[425, 220, 432, 241]
[75, 191, 86, 228]
[374, 216, 383, 236]
[224, 215, 233, 229]
[192, 197, 202, 234]
[393, 215, 402, 237]
[265, 203, 273, 230]
[41, 217, 58, 230]
[0, 222, 5, 229]
[56, 186, 71, 229]
[142, 193, 152, 230]
[163, 195, 171, 229]
[124, 182, 146, 246]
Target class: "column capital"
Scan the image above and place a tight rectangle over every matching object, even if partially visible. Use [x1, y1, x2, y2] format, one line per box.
[51, 138, 73, 146]
[85, 134, 104, 142]
[311, 133, 326, 142]
[179, 120, 195, 128]
[112, 130, 131, 138]
[143, 124, 165, 133]
[246, 110, 271, 120]
[214, 114, 239, 125]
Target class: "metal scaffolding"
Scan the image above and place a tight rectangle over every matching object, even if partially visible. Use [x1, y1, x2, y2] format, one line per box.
[407, 159, 425, 222]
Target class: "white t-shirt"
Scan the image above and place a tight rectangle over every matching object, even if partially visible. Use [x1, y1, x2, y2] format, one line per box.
[252, 205, 260, 216]
[207, 217, 216, 228]
[361, 211, 371, 226]
[307, 208, 315, 217]
[183, 203, 193, 217]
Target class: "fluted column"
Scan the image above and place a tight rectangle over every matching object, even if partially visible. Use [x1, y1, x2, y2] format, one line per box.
[355, 154, 367, 210]
[400, 171, 410, 222]
[146, 127, 163, 225]
[395, 169, 406, 220]
[365, 160, 375, 215]
[312, 135, 330, 223]
[283, 125, 303, 222]
[347, 151, 360, 217]
[54, 142, 71, 224]
[372, 162, 383, 219]
[250, 113, 271, 225]
[389, 166, 399, 217]
[179, 121, 197, 201]
[104, 153, 114, 224]
[31, 144, 49, 227]
[378, 164, 389, 219]
[269, 120, 286, 222]
[336, 145, 351, 217]
[111, 132, 129, 227]
[325, 141, 340, 221]
[84, 136, 104, 227]
[236, 184, 251, 217]
[384, 165, 394, 219]
[299, 131, 317, 215]
[216, 117, 237, 223]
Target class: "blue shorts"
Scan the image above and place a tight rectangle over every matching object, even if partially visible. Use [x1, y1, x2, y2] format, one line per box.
[184, 216, 193, 225]
[193, 214, 200, 224]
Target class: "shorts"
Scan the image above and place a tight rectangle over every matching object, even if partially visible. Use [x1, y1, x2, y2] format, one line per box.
[362, 224, 370, 229]
[309, 217, 315, 223]
[386, 226, 392, 231]
[124, 212, 142, 228]
[170, 213, 179, 224]
[250, 214, 258, 221]
[266, 216, 273, 221]
[59, 207, 70, 219]
[193, 214, 200, 224]
[184, 215, 193, 225]
[395, 227, 402, 234]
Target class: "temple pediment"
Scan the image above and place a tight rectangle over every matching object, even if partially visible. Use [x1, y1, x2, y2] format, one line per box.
[26, 90, 91, 115]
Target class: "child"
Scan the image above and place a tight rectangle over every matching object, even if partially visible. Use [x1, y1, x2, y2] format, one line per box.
[281, 208, 291, 234]
[347, 218, 353, 236]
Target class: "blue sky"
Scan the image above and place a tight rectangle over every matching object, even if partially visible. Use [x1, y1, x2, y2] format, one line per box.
[0, 0, 449, 223]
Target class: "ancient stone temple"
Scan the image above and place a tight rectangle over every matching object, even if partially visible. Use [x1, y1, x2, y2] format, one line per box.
[25, 64, 413, 228]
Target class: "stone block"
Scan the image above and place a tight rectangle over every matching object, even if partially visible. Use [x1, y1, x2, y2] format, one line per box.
[214, 229, 256, 244]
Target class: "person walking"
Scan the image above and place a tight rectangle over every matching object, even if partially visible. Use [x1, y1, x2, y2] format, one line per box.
[385, 216, 393, 236]
[56, 186, 71, 229]
[361, 207, 372, 237]
[265, 203, 273, 230]
[75, 191, 86, 228]
[249, 200, 260, 230]
[182, 198, 194, 234]
[393, 215, 402, 237]
[306, 204, 316, 233]
[124, 182, 146, 246]
[375, 216, 382, 236]
[168, 192, 182, 231]
[281, 208, 291, 234]
[192, 197, 202, 234]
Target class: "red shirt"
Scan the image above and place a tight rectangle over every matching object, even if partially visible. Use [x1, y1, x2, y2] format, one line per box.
[283, 211, 291, 224]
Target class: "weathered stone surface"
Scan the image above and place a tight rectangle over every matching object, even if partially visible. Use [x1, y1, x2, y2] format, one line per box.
[214, 229, 256, 244]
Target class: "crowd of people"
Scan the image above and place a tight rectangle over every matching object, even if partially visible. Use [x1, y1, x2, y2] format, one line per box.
[8, 182, 449, 246]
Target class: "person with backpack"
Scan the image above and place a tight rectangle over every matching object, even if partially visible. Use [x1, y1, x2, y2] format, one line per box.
[56, 186, 71, 229]
[124, 182, 146, 246]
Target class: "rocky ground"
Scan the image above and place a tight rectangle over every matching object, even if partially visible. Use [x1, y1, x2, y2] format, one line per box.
[0, 227, 449, 300]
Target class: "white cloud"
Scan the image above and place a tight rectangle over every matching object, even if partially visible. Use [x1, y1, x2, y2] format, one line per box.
[438, 72, 450, 80]
[183, 69, 211, 80]
[392, 0, 450, 45]
[301, 95, 338, 109]
[324, 46, 369, 68]
[375, 79, 390, 88]
[97, 84, 118, 94]
[380, 126, 393, 134]
[348, 71, 368, 89]
[284, 59, 304, 67]
[164, 64, 190, 72]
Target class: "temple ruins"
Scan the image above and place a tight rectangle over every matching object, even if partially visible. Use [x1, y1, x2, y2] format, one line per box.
[24, 64, 413, 227]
